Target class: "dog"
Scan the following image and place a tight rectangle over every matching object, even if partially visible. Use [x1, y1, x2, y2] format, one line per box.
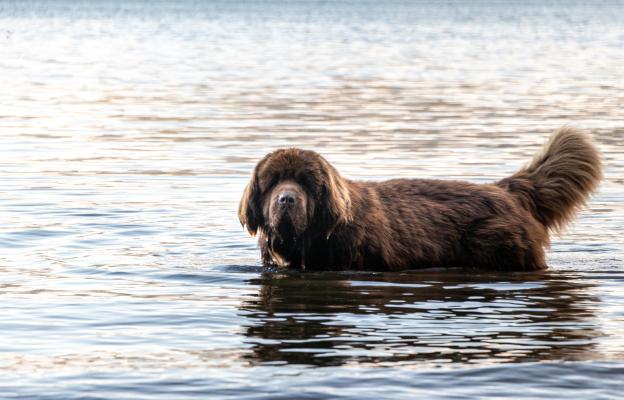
[238, 128, 602, 271]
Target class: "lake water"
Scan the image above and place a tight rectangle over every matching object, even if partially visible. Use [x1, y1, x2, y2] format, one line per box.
[1, 0, 623, 398]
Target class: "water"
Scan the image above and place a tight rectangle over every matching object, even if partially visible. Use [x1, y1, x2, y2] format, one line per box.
[1, 0, 623, 398]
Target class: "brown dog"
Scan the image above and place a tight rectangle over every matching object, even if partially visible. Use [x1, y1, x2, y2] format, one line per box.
[239, 128, 602, 271]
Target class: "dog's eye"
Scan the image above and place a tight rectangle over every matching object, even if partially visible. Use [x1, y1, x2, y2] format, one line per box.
[296, 174, 308, 186]
[298, 176, 319, 194]
[259, 175, 279, 192]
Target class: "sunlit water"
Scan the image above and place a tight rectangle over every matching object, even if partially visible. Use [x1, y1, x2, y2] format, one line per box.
[1, 1, 623, 398]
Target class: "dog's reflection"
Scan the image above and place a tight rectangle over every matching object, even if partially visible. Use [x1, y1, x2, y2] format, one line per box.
[240, 271, 601, 367]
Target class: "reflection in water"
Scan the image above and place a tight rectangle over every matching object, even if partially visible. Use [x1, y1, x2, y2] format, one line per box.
[241, 271, 601, 367]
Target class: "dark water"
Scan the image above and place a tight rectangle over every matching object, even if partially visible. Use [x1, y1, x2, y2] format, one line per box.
[1, 0, 623, 398]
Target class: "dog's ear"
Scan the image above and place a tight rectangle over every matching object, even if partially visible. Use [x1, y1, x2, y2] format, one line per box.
[238, 162, 264, 236]
[320, 157, 352, 238]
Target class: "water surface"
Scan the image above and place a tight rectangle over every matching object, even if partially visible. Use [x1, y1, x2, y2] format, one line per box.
[1, 1, 623, 398]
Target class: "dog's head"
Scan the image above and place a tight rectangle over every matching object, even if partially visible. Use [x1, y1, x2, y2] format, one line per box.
[238, 148, 352, 266]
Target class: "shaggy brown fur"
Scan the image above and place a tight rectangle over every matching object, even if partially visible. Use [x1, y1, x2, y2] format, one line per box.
[239, 127, 602, 271]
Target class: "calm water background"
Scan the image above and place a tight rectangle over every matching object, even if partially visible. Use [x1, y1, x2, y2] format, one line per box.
[1, 0, 624, 398]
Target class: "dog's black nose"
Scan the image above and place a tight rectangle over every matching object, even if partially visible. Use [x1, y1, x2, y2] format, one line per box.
[278, 192, 296, 205]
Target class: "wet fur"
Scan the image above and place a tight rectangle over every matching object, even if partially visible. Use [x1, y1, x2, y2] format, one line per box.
[239, 127, 602, 271]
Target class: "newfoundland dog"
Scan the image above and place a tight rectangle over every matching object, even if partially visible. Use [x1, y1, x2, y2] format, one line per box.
[238, 128, 601, 271]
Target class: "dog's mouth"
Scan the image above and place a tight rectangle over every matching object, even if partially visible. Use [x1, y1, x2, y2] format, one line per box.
[271, 209, 306, 237]
[271, 214, 299, 247]
[268, 214, 307, 268]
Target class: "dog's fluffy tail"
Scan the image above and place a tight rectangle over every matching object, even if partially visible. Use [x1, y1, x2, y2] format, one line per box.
[497, 127, 602, 232]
